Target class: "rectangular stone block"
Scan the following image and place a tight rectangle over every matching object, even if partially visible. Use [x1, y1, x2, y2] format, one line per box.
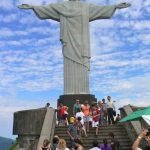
[13, 108, 46, 135]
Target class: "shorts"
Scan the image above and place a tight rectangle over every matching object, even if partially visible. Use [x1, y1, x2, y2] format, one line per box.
[92, 121, 99, 127]
[83, 115, 90, 122]
[82, 125, 86, 130]
[59, 114, 67, 121]
[62, 114, 68, 120]
[89, 116, 93, 122]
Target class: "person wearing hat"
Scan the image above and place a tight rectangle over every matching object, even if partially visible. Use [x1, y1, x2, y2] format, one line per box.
[73, 99, 81, 117]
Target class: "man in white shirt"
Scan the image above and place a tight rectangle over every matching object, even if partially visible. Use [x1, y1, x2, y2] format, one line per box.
[75, 108, 85, 125]
[106, 96, 115, 125]
[75, 108, 87, 137]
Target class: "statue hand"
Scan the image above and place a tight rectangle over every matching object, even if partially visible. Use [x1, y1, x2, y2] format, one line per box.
[116, 2, 131, 9]
[17, 4, 33, 9]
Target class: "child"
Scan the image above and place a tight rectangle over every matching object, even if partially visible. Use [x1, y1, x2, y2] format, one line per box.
[91, 102, 100, 135]
[77, 117, 87, 137]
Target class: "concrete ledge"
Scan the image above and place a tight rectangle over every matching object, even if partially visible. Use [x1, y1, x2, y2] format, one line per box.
[13, 107, 56, 150]
[13, 108, 46, 135]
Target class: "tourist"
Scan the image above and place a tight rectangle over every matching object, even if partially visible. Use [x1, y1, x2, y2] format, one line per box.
[106, 96, 115, 125]
[101, 99, 107, 125]
[132, 128, 150, 150]
[76, 116, 87, 137]
[115, 114, 121, 123]
[69, 116, 75, 124]
[73, 99, 81, 117]
[51, 136, 60, 150]
[81, 100, 90, 132]
[75, 108, 85, 126]
[75, 108, 87, 137]
[100, 139, 111, 150]
[45, 102, 50, 108]
[39, 139, 51, 150]
[57, 103, 68, 126]
[109, 132, 120, 150]
[97, 101, 103, 126]
[75, 139, 84, 150]
[89, 140, 101, 150]
[66, 119, 79, 149]
[91, 102, 100, 135]
[56, 139, 69, 150]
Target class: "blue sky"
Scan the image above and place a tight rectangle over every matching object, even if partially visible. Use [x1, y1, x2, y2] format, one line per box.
[0, 0, 150, 139]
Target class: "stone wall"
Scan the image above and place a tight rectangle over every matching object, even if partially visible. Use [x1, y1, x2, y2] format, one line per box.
[13, 107, 56, 150]
[119, 104, 149, 143]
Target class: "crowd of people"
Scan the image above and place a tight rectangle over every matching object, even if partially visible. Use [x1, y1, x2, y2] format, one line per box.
[41, 97, 150, 150]
[39, 128, 150, 150]
[39, 132, 120, 150]
[57, 96, 121, 135]
[53, 96, 121, 149]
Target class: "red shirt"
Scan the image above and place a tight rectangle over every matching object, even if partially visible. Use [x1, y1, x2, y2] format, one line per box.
[59, 106, 67, 116]
[92, 107, 100, 122]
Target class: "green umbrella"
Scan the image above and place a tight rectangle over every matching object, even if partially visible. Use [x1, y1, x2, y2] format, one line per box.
[119, 106, 150, 123]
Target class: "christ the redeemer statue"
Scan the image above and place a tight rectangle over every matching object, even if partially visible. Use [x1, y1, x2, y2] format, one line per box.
[18, 0, 130, 95]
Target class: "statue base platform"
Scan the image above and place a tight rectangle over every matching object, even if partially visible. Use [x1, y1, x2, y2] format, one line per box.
[57, 94, 97, 117]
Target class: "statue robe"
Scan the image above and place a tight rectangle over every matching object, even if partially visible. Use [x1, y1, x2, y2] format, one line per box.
[31, 1, 116, 94]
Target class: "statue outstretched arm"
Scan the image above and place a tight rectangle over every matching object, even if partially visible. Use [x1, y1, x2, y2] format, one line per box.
[18, 4, 60, 21]
[116, 2, 131, 9]
[89, 5, 116, 21]
[18, 4, 33, 9]
[89, 2, 131, 21]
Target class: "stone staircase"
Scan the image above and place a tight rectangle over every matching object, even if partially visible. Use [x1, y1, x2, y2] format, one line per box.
[54, 124, 132, 150]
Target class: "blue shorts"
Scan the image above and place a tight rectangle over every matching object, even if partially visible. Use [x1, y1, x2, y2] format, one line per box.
[83, 116, 90, 122]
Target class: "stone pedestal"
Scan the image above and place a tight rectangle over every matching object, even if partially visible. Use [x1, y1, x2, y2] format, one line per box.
[57, 94, 97, 117]
[13, 108, 47, 150]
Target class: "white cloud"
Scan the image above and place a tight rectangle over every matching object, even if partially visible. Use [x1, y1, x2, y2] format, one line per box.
[0, 46, 63, 92]
[138, 34, 150, 45]
[133, 20, 150, 30]
[0, 14, 17, 23]
[0, 0, 13, 9]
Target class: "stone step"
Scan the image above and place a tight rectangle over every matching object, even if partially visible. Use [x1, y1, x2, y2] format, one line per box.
[85, 146, 132, 150]
[56, 137, 130, 142]
[59, 138, 131, 143]
[55, 125, 125, 130]
[55, 130, 128, 134]
[55, 135, 130, 141]
[55, 127, 126, 130]
[65, 142, 132, 150]
[64, 141, 131, 147]
[54, 124, 132, 150]
[55, 128, 127, 133]
[79, 143, 132, 148]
